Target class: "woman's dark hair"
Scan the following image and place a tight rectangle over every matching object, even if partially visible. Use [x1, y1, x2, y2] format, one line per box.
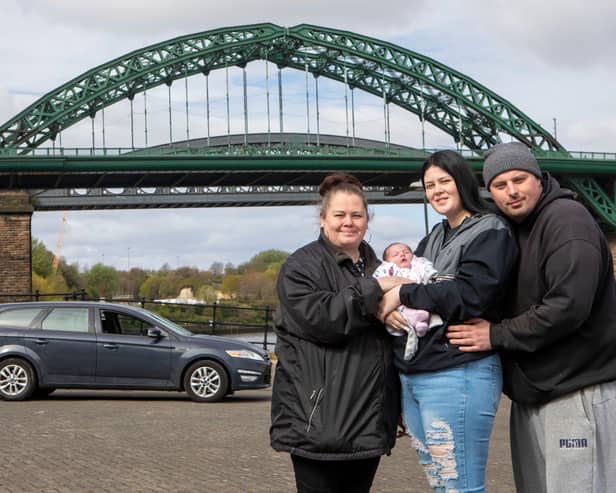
[318, 172, 369, 219]
[421, 150, 490, 214]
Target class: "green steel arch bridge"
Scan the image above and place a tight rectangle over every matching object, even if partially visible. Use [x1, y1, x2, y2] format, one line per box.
[1, 23, 616, 229]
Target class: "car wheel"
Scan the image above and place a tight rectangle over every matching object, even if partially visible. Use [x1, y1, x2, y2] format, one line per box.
[0, 358, 37, 401]
[184, 360, 228, 403]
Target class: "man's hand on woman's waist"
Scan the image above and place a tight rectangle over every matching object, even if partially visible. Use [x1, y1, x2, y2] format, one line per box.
[447, 318, 493, 352]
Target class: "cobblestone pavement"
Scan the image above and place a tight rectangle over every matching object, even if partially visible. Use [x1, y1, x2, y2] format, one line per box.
[0, 389, 515, 492]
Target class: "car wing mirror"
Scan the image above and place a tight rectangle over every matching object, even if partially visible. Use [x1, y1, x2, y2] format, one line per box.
[146, 328, 164, 338]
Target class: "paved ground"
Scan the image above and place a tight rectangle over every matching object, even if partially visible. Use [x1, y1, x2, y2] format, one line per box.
[0, 388, 516, 492]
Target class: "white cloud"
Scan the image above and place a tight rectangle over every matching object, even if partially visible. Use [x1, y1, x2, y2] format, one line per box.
[473, 0, 616, 68]
[0, 87, 18, 124]
[17, 0, 430, 38]
[565, 119, 616, 153]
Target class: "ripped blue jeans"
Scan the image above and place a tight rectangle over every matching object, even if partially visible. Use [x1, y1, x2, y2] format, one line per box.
[400, 354, 502, 493]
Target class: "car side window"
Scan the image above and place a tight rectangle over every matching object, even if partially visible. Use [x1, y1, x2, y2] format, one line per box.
[100, 310, 154, 337]
[0, 308, 43, 328]
[41, 308, 90, 333]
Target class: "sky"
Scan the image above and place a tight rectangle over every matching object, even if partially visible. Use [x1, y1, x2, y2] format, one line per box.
[2, 0, 616, 272]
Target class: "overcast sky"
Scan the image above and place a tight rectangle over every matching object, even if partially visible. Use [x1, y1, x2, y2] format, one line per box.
[2, 0, 616, 272]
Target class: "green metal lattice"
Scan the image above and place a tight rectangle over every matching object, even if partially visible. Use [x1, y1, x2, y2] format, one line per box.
[0, 23, 562, 153]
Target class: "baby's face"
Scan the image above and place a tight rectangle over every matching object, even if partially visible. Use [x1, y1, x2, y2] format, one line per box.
[385, 244, 413, 269]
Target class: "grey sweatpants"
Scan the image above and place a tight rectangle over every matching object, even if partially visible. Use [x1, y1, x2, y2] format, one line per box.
[510, 380, 616, 493]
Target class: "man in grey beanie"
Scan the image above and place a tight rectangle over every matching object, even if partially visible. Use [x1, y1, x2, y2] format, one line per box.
[481, 142, 544, 223]
[447, 142, 616, 493]
[482, 142, 542, 189]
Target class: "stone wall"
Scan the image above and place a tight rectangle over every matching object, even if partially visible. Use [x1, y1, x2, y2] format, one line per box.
[0, 191, 33, 300]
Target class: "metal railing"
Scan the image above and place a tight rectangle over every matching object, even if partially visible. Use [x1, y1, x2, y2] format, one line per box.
[4, 145, 616, 161]
[0, 291, 275, 350]
[1, 144, 432, 158]
[0, 289, 88, 301]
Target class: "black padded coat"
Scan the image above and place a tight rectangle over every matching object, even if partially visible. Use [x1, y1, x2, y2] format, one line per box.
[270, 234, 400, 460]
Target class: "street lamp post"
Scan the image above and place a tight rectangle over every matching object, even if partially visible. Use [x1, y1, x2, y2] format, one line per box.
[410, 180, 429, 236]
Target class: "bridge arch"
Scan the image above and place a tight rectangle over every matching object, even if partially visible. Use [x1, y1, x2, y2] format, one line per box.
[0, 23, 562, 153]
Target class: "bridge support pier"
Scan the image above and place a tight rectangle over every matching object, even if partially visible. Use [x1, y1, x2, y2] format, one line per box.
[0, 191, 33, 300]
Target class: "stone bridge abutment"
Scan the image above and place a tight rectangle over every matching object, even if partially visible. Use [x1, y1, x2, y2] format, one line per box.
[0, 190, 33, 300]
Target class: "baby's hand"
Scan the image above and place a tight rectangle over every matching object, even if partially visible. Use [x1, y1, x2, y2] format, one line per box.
[383, 308, 410, 332]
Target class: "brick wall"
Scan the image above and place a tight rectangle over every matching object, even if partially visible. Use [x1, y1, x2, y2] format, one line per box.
[0, 191, 33, 300]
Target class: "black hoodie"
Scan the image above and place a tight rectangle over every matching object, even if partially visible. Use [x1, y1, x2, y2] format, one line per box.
[490, 173, 616, 405]
[396, 212, 518, 374]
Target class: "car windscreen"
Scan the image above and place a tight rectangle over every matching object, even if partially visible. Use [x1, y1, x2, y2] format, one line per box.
[144, 310, 194, 336]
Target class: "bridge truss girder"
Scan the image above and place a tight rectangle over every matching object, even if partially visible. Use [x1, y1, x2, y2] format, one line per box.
[0, 23, 562, 153]
[28, 186, 427, 210]
[564, 177, 616, 230]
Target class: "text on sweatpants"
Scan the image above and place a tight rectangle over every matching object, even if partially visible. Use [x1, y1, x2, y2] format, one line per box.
[559, 438, 588, 449]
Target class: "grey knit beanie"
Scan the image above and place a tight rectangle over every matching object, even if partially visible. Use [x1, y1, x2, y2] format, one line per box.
[482, 142, 541, 187]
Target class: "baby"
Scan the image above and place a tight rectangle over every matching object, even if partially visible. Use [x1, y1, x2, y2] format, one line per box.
[374, 242, 440, 360]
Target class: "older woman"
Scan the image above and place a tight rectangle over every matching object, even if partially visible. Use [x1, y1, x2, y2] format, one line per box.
[270, 172, 402, 493]
[379, 150, 519, 493]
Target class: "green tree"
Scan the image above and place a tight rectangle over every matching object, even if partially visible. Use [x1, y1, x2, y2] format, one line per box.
[57, 260, 84, 292]
[145, 267, 218, 300]
[120, 267, 148, 297]
[32, 238, 54, 278]
[221, 274, 241, 299]
[238, 249, 289, 274]
[139, 274, 163, 300]
[224, 262, 237, 275]
[196, 284, 218, 303]
[238, 272, 276, 304]
[209, 262, 224, 276]
[86, 263, 120, 298]
[32, 272, 68, 295]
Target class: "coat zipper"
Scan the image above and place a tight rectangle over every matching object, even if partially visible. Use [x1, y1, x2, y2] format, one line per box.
[306, 388, 324, 432]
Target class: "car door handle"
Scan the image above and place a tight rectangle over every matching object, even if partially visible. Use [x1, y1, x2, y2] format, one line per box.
[33, 339, 49, 345]
[103, 344, 118, 350]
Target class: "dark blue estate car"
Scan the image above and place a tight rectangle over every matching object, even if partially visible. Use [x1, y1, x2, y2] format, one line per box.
[0, 302, 271, 402]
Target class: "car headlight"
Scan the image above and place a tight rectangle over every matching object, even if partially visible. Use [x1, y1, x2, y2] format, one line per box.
[225, 349, 265, 361]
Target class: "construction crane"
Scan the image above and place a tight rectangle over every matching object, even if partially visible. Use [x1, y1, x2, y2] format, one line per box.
[52, 211, 68, 273]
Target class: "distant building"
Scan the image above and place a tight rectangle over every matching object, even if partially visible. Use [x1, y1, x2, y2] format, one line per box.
[155, 286, 201, 304]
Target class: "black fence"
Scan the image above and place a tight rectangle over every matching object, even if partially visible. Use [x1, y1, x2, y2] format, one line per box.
[0, 290, 275, 351]
[0, 289, 89, 301]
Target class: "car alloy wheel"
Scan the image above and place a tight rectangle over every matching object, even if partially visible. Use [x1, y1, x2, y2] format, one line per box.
[0, 358, 36, 401]
[184, 360, 228, 402]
